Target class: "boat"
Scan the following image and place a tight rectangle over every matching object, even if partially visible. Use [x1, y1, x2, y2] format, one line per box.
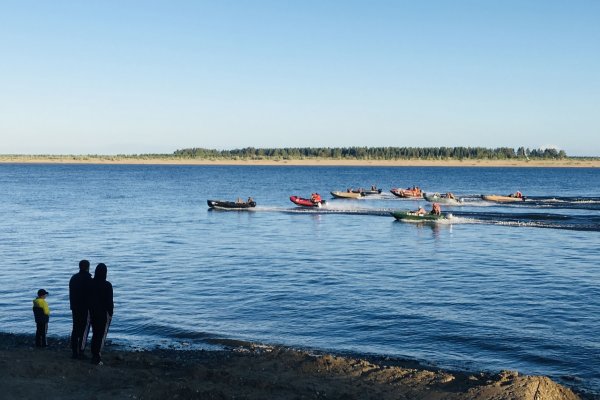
[351, 187, 383, 195]
[481, 192, 525, 203]
[330, 191, 364, 199]
[290, 195, 326, 207]
[207, 199, 256, 210]
[390, 187, 423, 198]
[391, 210, 448, 222]
[423, 192, 463, 205]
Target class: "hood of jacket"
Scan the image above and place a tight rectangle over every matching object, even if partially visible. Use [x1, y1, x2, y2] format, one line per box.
[94, 263, 107, 281]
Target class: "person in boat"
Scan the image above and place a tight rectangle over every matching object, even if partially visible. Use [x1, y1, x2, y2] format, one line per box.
[515, 191, 523, 198]
[371, 185, 377, 191]
[247, 197, 254, 204]
[431, 202, 442, 216]
[415, 206, 427, 216]
[445, 192, 455, 199]
[236, 197, 243, 204]
[311, 193, 322, 203]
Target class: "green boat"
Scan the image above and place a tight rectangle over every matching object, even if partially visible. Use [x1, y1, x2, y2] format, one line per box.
[391, 210, 448, 222]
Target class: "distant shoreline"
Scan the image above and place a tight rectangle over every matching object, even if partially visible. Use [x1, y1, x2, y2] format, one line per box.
[0, 155, 599, 167]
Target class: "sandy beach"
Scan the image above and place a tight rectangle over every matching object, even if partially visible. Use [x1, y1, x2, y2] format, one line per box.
[0, 155, 598, 168]
[0, 333, 583, 400]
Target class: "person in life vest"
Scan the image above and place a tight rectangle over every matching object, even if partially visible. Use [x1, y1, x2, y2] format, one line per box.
[431, 203, 442, 215]
[311, 193, 322, 203]
[33, 289, 50, 347]
[515, 191, 522, 198]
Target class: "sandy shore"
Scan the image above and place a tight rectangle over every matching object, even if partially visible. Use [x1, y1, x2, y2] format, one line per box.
[0, 333, 583, 400]
[0, 155, 599, 167]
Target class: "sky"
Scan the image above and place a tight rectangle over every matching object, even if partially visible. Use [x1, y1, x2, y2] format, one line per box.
[0, 1, 598, 156]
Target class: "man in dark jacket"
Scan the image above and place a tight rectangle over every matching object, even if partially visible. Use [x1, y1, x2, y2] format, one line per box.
[69, 259, 92, 359]
[89, 263, 114, 365]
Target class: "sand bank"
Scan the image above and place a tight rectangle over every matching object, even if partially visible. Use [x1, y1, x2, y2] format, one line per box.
[0, 333, 582, 400]
[0, 155, 599, 167]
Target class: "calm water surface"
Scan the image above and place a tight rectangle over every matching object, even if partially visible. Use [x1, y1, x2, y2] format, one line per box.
[0, 164, 598, 395]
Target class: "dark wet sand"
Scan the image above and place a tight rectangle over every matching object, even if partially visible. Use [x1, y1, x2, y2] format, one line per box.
[0, 333, 583, 400]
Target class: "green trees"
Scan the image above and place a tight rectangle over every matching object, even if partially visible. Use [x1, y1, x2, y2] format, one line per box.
[172, 146, 567, 160]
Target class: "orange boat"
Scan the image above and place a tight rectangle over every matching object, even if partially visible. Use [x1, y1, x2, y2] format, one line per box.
[390, 187, 423, 198]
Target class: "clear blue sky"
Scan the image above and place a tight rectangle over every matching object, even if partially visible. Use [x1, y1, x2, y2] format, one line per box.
[1, 1, 598, 156]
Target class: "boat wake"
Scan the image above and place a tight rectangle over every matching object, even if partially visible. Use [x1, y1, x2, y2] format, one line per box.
[524, 196, 600, 210]
[226, 204, 600, 231]
[451, 211, 600, 231]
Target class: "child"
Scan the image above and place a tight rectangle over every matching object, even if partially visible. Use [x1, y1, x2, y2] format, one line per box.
[32, 289, 50, 347]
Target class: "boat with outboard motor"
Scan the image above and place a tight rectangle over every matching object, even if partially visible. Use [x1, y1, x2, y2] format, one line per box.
[331, 191, 364, 199]
[350, 186, 382, 196]
[390, 186, 423, 198]
[391, 210, 449, 222]
[290, 195, 326, 207]
[423, 192, 463, 205]
[207, 198, 256, 210]
[482, 192, 525, 203]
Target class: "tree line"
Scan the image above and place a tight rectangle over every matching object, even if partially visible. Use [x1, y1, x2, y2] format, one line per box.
[172, 146, 567, 160]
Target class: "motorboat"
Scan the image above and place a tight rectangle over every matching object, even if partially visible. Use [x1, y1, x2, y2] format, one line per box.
[390, 187, 423, 198]
[207, 199, 256, 210]
[290, 195, 326, 207]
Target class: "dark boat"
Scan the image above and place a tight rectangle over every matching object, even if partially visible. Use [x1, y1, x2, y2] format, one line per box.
[207, 199, 256, 210]
[391, 211, 448, 222]
[290, 195, 326, 208]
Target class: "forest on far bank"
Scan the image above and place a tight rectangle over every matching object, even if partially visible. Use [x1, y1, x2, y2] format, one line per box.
[172, 146, 568, 160]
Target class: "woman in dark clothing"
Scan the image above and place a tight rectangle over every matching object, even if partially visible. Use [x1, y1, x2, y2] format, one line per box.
[89, 263, 114, 365]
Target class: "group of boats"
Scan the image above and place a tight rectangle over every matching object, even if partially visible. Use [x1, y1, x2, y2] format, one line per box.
[207, 186, 527, 223]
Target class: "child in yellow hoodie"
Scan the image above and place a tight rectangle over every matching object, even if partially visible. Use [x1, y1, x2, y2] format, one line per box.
[32, 289, 50, 347]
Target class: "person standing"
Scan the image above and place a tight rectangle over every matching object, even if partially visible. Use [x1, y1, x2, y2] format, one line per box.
[69, 259, 92, 359]
[89, 263, 113, 365]
[32, 289, 50, 347]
